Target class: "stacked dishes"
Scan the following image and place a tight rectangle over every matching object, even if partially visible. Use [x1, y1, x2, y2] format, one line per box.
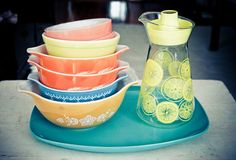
[22, 18, 138, 128]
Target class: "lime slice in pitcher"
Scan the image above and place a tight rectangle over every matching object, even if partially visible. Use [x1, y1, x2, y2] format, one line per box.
[179, 100, 194, 121]
[179, 58, 191, 80]
[183, 79, 193, 101]
[168, 61, 181, 76]
[161, 77, 185, 101]
[155, 101, 179, 124]
[143, 59, 163, 87]
[142, 94, 157, 114]
[152, 50, 173, 68]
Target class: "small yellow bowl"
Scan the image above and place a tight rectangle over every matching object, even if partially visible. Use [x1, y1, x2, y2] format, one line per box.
[18, 74, 139, 128]
[42, 32, 120, 58]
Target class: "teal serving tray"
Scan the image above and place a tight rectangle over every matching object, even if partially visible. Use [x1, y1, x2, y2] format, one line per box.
[30, 86, 209, 153]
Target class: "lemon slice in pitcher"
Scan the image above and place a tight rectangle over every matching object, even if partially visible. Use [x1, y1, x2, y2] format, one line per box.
[143, 59, 163, 87]
[155, 101, 179, 124]
[168, 60, 181, 76]
[142, 94, 157, 114]
[183, 79, 193, 101]
[161, 76, 185, 101]
[179, 58, 191, 80]
[179, 100, 194, 121]
[152, 50, 173, 68]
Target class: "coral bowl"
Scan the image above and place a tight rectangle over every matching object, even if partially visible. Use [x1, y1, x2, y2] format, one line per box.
[28, 56, 129, 90]
[27, 44, 129, 74]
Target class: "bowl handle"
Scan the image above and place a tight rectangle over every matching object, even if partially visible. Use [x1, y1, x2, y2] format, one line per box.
[27, 55, 41, 72]
[116, 45, 129, 58]
[17, 81, 39, 100]
[120, 80, 139, 94]
[27, 44, 47, 58]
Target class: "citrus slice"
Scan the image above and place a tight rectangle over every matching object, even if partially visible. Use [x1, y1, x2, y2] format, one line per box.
[179, 100, 194, 121]
[142, 94, 157, 114]
[152, 50, 173, 68]
[168, 61, 181, 76]
[179, 58, 191, 80]
[183, 79, 194, 101]
[155, 101, 179, 124]
[143, 59, 163, 87]
[161, 77, 185, 101]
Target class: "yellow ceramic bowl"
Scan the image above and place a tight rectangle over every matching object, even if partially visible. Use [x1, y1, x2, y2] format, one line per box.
[18, 75, 138, 128]
[42, 32, 120, 58]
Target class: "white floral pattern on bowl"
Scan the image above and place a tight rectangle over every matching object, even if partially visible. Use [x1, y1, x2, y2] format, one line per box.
[44, 89, 113, 102]
[56, 110, 115, 127]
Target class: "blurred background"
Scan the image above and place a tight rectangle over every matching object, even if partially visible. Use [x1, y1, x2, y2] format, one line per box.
[0, 0, 236, 99]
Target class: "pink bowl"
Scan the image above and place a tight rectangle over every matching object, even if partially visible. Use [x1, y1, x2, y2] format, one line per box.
[44, 18, 112, 41]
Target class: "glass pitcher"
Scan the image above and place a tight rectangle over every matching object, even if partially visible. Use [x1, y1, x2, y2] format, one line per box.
[137, 10, 195, 127]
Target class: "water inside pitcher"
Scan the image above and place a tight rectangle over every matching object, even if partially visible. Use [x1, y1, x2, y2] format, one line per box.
[137, 10, 195, 127]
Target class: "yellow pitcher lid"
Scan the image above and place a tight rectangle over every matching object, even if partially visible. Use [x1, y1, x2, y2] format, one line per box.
[146, 10, 194, 45]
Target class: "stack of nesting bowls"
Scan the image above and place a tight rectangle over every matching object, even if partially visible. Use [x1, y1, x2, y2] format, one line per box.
[24, 18, 136, 129]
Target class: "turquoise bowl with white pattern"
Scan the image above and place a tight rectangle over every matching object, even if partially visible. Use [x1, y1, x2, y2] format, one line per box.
[27, 72, 128, 103]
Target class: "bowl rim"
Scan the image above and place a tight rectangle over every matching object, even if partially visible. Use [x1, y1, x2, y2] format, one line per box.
[42, 31, 120, 44]
[28, 72, 128, 93]
[28, 57, 129, 77]
[27, 44, 129, 60]
[45, 18, 111, 32]
[18, 79, 139, 105]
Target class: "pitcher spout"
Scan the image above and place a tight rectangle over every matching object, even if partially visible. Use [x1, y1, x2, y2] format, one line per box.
[138, 11, 161, 25]
[138, 12, 150, 24]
